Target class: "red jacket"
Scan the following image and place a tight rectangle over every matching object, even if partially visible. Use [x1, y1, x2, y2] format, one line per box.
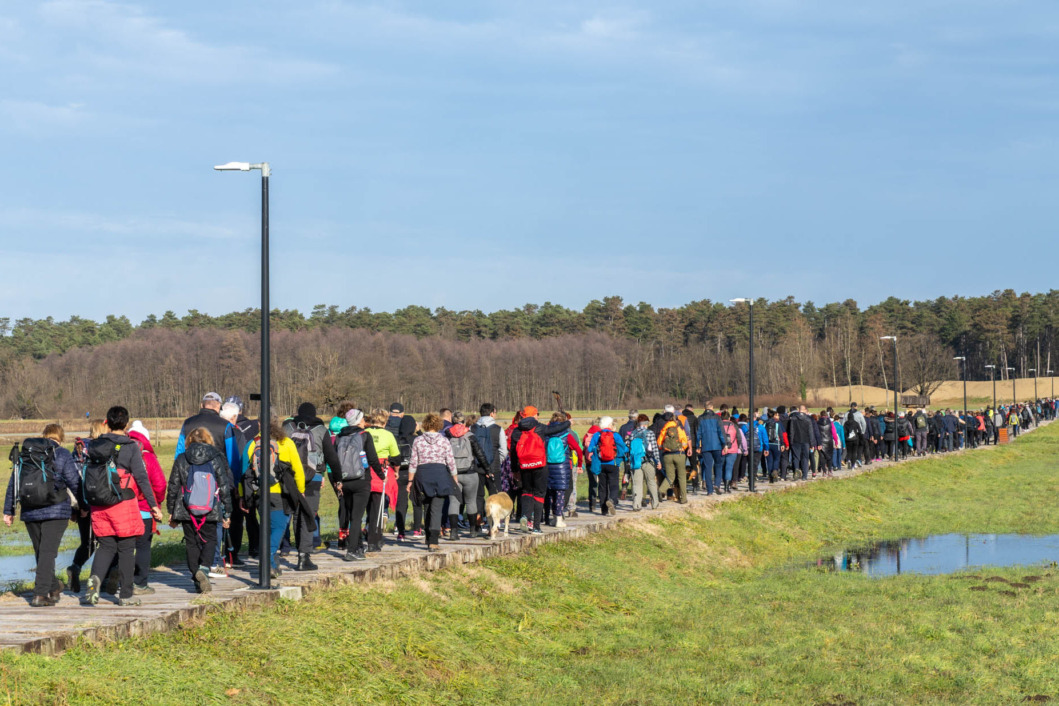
[129, 431, 167, 516]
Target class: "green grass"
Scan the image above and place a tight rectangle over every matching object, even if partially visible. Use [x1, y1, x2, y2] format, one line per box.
[3, 428, 1059, 704]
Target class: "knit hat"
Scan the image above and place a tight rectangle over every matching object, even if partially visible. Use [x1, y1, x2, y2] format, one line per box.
[129, 420, 150, 441]
[521, 405, 539, 419]
[297, 402, 317, 419]
[389, 402, 404, 414]
[345, 409, 364, 426]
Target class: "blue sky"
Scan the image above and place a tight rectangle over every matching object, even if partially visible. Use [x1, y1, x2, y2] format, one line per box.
[1, 1, 1057, 322]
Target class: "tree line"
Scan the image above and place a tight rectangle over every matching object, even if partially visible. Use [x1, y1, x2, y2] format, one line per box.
[0, 290, 1055, 418]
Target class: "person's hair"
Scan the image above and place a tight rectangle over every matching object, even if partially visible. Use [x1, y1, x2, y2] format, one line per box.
[452, 411, 465, 424]
[479, 403, 496, 417]
[42, 423, 64, 443]
[719, 403, 729, 411]
[550, 411, 565, 424]
[637, 413, 650, 423]
[721, 411, 730, 420]
[220, 402, 240, 421]
[599, 416, 614, 429]
[439, 407, 453, 417]
[592, 416, 602, 426]
[370, 408, 390, 426]
[465, 413, 479, 427]
[268, 417, 286, 441]
[336, 400, 357, 418]
[421, 413, 444, 433]
[628, 409, 639, 419]
[89, 419, 107, 439]
[106, 406, 129, 431]
[187, 427, 215, 446]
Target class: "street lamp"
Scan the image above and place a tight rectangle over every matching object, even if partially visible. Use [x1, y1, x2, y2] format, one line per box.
[730, 298, 755, 492]
[1029, 368, 1038, 401]
[985, 365, 996, 412]
[881, 336, 898, 462]
[954, 357, 967, 414]
[1007, 367, 1016, 406]
[1049, 370, 1054, 400]
[215, 160, 272, 589]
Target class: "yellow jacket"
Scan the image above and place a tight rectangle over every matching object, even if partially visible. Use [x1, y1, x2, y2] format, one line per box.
[246, 436, 306, 494]
[659, 421, 689, 452]
[367, 427, 400, 461]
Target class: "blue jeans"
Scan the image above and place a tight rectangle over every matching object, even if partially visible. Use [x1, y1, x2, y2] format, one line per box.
[722, 453, 736, 483]
[766, 445, 781, 473]
[700, 449, 722, 493]
[832, 448, 843, 469]
[269, 509, 290, 569]
[791, 443, 811, 479]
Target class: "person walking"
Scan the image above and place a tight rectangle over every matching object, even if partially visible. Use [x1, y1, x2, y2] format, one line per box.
[408, 413, 458, 552]
[586, 417, 628, 516]
[364, 409, 401, 551]
[627, 414, 661, 510]
[719, 411, 745, 492]
[84, 406, 164, 607]
[67, 418, 106, 594]
[332, 409, 384, 562]
[245, 419, 305, 580]
[445, 420, 489, 540]
[284, 402, 340, 571]
[385, 403, 421, 540]
[696, 403, 726, 495]
[510, 406, 555, 533]
[472, 403, 507, 535]
[3, 424, 81, 607]
[657, 412, 690, 503]
[543, 413, 582, 527]
[123, 420, 167, 594]
[166, 428, 233, 593]
[787, 405, 815, 480]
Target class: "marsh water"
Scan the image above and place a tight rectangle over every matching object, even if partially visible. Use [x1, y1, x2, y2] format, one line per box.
[815, 534, 1059, 577]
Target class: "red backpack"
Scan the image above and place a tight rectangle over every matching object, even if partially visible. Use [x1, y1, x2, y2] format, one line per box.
[598, 430, 617, 462]
[516, 428, 546, 469]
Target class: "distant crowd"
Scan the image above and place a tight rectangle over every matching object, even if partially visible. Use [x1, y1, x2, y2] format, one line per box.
[3, 392, 1052, 608]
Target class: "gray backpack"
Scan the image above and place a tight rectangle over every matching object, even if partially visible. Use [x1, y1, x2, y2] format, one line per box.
[335, 431, 368, 482]
[450, 435, 474, 472]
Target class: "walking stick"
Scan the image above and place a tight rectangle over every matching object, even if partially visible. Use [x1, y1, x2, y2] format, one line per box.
[374, 462, 390, 544]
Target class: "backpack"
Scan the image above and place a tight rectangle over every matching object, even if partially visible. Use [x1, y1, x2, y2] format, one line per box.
[629, 430, 647, 468]
[473, 423, 496, 467]
[82, 438, 132, 507]
[515, 428, 546, 469]
[546, 435, 568, 464]
[244, 436, 291, 499]
[915, 413, 927, 429]
[183, 460, 219, 525]
[660, 425, 682, 453]
[14, 438, 61, 510]
[285, 421, 324, 474]
[847, 423, 859, 440]
[598, 430, 617, 463]
[450, 435, 474, 473]
[335, 431, 368, 482]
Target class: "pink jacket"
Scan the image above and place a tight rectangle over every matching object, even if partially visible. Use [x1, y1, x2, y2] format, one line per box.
[128, 431, 167, 516]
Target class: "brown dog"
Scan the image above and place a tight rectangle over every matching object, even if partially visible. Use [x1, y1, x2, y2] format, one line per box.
[485, 492, 513, 540]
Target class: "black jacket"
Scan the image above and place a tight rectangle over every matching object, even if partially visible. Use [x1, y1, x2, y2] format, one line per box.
[332, 426, 384, 485]
[166, 442, 233, 522]
[788, 412, 814, 445]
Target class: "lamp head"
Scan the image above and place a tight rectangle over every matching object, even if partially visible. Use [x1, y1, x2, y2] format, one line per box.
[214, 161, 252, 171]
[729, 298, 750, 304]
[953, 356, 965, 361]
[880, 335, 896, 341]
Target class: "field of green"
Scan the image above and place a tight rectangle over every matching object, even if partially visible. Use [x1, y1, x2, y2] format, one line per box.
[1, 423, 1058, 703]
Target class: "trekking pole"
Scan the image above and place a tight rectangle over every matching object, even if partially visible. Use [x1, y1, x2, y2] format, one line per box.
[375, 462, 390, 542]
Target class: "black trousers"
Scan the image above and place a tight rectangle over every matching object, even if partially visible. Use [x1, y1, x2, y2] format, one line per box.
[107, 517, 154, 588]
[295, 481, 322, 554]
[521, 469, 548, 527]
[424, 494, 446, 545]
[338, 479, 370, 549]
[226, 490, 244, 558]
[395, 468, 424, 534]
[182, 521, 218, 575]
[72, 511, 93, 568]
[26, 518, 66, 598]
[366, 492, 385, 548]
[92, 535, 136, 600]
[244, 500, 260, 557]
[598, 464, 620, 509]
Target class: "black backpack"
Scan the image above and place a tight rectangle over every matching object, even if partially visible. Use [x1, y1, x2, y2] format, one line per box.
[82, 438, 134, 507]
[14, 438, 62, 510]
[335, 431, 368, 482]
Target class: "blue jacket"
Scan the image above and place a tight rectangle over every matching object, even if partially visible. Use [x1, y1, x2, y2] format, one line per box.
[175, 409, 242, 482]
[697, 411, 728, 452]
[4, 440, 81, 522]
[587, 430, 628, 475]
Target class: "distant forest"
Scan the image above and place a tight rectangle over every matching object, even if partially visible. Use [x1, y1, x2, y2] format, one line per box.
[0, 290, 1055, 418]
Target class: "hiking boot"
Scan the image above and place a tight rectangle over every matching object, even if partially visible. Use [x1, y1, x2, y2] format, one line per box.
[47, 579, 66, 603]
[447, 515, 460, 541]
[269, 566, 283, 579]
[343, 548, 366, 562]
[296, 553, 318, 571]
[555, 515, 567, 528]
[30, 595, 56, 607]
[194, 569, 212, 593]
[67, 564, 81, 594]
[519, 517, 529, 532]
[84, 575, 101, 606]
[133, 584, 155, 596]
[588, 500, 596, 513]
[366, 543, 383, 553]
[118, 596, 142, 607]
[428, 544, 441, 553]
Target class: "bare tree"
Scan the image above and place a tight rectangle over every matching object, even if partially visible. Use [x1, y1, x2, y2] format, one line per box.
[903, 333, 957, 398]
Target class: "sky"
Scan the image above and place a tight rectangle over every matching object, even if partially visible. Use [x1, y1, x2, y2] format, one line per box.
[1, 1, 1057, 323]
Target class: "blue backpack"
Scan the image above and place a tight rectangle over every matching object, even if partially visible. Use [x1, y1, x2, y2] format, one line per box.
[629, 430, 647, 468]
[546, 435, 567, 464]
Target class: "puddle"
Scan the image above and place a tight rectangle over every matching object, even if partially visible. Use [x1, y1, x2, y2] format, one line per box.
[0, 549, 78, 586]
[814, 534, 1059, 577]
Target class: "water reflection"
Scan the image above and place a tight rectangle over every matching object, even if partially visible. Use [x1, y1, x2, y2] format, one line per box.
[816, 534, 1059, 577]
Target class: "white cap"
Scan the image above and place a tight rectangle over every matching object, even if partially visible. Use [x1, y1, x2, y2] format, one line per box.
[129, 420, 150, 441]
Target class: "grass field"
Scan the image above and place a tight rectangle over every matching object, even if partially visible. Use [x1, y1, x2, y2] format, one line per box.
[0, 423, 1057, 703]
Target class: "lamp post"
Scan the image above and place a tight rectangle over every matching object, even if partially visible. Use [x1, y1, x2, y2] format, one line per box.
[1049, 370, 1054, 401]
[985, 365, 996, 412]
[1007, 367, 1016, 406]
[881, 336, 898, 462]
[730, 298, 755, 492]
[954, 357, 967, 414]
[215, 160, 271, 589]
[1029, 368, 1038, 401]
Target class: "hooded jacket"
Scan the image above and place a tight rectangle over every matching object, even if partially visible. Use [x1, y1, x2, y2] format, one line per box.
[128, 430, 167, 517]
[471, 415, 508, 475]
[509, 416, 552, 472]
[587, 428, 629, 475]
[167, 442, 234, 522]
[3, 438, 81, 522]
[409, 431, 457, 498]
[446, 423, 490, 473]
[90, 432, 158, 538]
[787, 412, 815, 445]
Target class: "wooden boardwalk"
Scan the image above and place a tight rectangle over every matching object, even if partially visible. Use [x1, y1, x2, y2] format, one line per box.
[0, 426, 1046, 656]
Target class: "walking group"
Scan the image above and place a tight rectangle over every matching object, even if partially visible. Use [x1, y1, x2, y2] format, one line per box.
[3, 393, 1053, 607]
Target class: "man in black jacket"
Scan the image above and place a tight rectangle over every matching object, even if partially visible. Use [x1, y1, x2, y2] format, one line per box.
[787, 405, 815, 480]
[284, 402, 340, 571]
[386, 403, 420, 539]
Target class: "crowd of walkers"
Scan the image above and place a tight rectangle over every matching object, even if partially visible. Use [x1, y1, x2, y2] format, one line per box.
[3, 393, 1054, 607]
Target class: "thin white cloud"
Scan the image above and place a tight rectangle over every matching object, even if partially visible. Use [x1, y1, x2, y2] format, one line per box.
[38, 0, 337, 85]
[0, 208, 246, 241]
